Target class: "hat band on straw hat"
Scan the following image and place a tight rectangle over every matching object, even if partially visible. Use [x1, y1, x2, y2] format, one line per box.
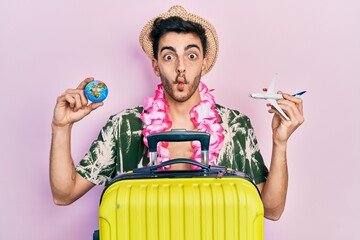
[139, 5, 219, 75]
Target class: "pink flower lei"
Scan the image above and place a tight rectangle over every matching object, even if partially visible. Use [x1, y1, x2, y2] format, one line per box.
[141, 81, 225, 169]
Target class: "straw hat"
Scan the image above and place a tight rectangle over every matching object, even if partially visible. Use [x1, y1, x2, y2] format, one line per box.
[139, 5, 219, 74]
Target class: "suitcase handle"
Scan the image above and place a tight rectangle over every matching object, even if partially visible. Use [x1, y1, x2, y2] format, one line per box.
[147, 129, 211, 165]
[133, 158, 226, 174]
[149, 158, 210, 171]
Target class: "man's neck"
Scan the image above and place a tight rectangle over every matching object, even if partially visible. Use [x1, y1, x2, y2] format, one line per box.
[165, 91, 201, 130]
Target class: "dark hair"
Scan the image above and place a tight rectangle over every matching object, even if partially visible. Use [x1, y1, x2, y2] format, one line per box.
[150, 16, 207, 59]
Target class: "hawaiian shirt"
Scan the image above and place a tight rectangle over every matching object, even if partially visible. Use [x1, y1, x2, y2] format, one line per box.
[76, 104, 269, 185]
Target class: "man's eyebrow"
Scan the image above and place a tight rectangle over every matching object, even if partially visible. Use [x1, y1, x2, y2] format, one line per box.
[160, 44, 201, 54]
[185, 44, 201, 52]
[160, 46, 176, 53]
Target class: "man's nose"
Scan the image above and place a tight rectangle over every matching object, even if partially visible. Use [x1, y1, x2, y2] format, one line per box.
[177, 58, 185, 73]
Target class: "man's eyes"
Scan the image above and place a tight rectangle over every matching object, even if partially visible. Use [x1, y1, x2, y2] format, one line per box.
[188, 53, 198, 60]
[162, 53, 198, 60]
[163, 54, 174, 60]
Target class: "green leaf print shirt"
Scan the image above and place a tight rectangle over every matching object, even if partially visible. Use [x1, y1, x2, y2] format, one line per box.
[76, 104, 269, 186]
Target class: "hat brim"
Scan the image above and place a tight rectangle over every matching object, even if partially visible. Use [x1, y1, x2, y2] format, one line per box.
[139, 5, 218, 75]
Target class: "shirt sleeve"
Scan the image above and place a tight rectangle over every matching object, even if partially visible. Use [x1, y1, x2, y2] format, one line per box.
[75, 115, 119, 186]
[216, 105, 269, 184]
[241, 116, 269, 184]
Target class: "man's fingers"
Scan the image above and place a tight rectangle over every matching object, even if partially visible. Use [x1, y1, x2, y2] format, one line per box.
[268, 106, 289, 122]
[90, 102, 104, 111]
[73, 94, 84, 111]
[81, 102, 104, 115]
[268, 91, 305, 124]
[53, 79, 103, 127]
[276, 91, 304, 115]
[64, 94, 76, 109]
[76, 77, 94, 90]
[277, 99, 304, 125]
[282, 93, 304, 116]
[64, 89, 88, 108]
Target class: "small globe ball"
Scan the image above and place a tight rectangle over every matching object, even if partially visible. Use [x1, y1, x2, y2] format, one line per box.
[84, 80, 108, 103]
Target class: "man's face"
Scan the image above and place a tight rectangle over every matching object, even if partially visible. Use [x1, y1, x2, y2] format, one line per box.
[152, 32, 208, 103]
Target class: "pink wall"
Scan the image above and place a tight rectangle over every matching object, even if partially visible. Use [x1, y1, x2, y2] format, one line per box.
[1, 1, 359, 239]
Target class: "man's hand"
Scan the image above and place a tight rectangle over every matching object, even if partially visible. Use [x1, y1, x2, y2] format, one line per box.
[52, 77, 104, 128]
[50, 77, 101, 205]
[261, 91, 304, 220]
[268, 91, 305, 144]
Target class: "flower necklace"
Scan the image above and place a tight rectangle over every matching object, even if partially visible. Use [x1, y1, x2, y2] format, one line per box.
[141, 81, 225, 169]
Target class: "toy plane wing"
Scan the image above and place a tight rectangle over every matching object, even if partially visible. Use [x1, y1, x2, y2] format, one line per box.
[249, 75, 306, 120]
[268, 75, 276, 93]
[266, 98, 290, 120]
[249, 75, 283, 100]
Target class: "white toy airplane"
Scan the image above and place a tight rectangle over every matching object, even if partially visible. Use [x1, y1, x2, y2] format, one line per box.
[249, 75, 306, 120]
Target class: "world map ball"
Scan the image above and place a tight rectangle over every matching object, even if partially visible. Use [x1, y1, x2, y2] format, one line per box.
[84, 80, 108, 103]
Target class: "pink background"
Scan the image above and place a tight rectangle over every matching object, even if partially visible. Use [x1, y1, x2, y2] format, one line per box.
[1, 1, 359, 239]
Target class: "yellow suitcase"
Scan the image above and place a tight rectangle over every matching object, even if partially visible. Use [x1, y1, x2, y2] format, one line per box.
[94, 130, 264, 240]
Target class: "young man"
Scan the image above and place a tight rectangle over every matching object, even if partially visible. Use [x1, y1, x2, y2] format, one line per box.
[50, 5, 304, 221]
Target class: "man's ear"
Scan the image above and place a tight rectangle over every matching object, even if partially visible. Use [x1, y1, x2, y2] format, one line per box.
[201, 57, 208, 76]
[152, 59, 160, 77]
